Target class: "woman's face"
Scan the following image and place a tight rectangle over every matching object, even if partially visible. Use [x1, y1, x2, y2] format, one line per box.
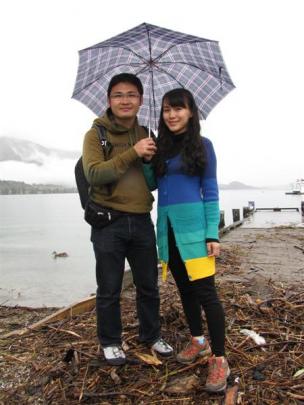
[162, 101, 193, 134]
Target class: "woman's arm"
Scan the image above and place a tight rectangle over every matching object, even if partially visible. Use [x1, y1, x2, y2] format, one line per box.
[200, 138, 220, 241]
[142, 161, 158, 191]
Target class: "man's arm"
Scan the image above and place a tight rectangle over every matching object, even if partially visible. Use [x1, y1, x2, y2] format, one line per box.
[83, 129, 137, 186]
[83, 129, 157, 186]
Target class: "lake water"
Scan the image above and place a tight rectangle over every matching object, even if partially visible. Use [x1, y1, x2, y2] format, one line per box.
[0, 190, 303, 307]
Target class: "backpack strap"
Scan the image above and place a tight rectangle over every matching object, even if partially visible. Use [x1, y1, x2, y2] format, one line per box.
[92, 123, 113, 158]
[91, 123, 113, 195]
[75, 156, 89, 209]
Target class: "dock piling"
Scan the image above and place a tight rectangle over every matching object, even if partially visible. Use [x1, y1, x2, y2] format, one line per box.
[219, 211, 225, 229]
[248, 201, 255, 210]
[219, 202, 255, 236]
[232, 209, 240, 222]
[243, 206, 252, 218]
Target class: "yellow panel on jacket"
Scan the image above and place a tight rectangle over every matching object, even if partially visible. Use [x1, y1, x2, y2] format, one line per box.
[185, 256, 215, 281]
[161, 256, 215, 282]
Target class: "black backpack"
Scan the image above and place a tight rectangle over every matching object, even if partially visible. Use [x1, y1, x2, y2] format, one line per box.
[75, 124, 111, 209]
[75, 124, 154, 209]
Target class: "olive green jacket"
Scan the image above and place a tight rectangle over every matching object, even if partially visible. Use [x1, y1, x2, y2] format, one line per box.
[82, 111, 154, 213]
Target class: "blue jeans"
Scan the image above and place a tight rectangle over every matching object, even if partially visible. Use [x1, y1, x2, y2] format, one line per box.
[91, 213, 160, 347]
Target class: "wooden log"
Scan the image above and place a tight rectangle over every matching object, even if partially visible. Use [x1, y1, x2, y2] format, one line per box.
[1, 295, 96, 338]
[256, 207, 299, 212]
[1, 271, 134, 339]
[219, 220, 244, 237]
[224, 384, 239, 405]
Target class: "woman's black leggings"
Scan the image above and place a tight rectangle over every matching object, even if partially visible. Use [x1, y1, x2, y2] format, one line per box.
[168, 223, 225, 356]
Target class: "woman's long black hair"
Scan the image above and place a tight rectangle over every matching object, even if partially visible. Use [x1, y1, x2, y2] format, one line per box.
[153, 88, 207, 177]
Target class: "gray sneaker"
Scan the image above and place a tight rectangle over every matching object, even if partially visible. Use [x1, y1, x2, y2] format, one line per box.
[151, 338, 173, 357]
[103, 345, 126, 366]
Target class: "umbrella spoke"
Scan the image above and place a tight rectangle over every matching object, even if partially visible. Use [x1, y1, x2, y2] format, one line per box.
[153, 39, 213, 64]
[156, 61, 222, 80]
[84, 44, 148, 64]
[144, 23, 153, 66]
[133, 64, 151, 76]
[153, 65, 186, 90]
[149, 69, 158, 132]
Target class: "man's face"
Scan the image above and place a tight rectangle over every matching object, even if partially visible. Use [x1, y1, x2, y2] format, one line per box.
[108, 82, 143, 122]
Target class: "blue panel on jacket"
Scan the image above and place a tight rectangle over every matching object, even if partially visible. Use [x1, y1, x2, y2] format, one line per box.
[158, 173, 202, 206]
[157, 137, 219, 207]
[201, 178, 219, 202]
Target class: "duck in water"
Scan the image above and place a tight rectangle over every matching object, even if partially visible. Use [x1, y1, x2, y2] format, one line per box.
[52, 251, 68, 258]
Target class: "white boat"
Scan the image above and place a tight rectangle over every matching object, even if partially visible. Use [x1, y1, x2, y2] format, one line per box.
[285, 179, 304, 195]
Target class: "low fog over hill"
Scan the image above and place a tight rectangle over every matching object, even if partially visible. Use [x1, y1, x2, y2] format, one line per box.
[0, 137, 266, 190]
[0, 137, 79, 186]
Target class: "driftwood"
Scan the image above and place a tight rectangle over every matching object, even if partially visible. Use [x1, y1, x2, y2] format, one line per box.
[224, 381, 239, 405]
[2, 295, 96, 338]
[2, 270, 135, 339]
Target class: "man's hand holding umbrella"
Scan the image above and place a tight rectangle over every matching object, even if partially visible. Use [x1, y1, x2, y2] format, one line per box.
[134, 137, 157, 161]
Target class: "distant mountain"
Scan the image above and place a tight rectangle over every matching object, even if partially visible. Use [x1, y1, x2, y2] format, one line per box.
[0, 136, 78, 165]
[0, 137, 79, 186]
[219, 181, 258, 190]
[0, 137, 260, 190]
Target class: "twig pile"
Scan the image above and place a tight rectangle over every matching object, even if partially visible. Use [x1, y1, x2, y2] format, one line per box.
[1, 246, 303, 405]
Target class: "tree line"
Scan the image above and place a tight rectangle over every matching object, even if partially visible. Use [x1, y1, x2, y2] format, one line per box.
[0, 180, 77, 195]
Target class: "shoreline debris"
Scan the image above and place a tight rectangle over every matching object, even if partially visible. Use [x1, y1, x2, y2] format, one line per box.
[1, 233, 304, 404]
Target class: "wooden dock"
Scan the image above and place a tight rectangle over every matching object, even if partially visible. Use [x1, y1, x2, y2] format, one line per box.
[255, 207, 299, 212]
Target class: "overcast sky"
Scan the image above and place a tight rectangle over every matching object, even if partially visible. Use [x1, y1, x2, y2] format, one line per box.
[0, 0, 303, 186]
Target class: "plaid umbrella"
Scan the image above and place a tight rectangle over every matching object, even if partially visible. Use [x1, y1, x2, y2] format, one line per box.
[72, 22, 235, 130]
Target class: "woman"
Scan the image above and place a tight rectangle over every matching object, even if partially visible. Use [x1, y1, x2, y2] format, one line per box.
[143, 88, 230, 393]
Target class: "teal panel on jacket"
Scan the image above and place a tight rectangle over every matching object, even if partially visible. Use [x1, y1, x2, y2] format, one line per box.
[156, 201, 217, 263]
[175, 230, 208, 259]
[204, 200, 220, 239]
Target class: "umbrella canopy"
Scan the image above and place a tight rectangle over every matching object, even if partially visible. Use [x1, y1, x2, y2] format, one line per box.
[72, 23, 235, 130]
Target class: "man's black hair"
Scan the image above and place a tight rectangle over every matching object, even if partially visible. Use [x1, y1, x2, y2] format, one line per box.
[107, 73, 144, 97]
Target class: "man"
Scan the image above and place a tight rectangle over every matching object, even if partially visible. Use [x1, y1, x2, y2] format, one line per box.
[82, 73, 173, 365]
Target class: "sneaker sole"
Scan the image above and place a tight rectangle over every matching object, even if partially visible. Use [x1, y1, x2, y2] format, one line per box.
[105, 357, 126, 366]
[152, 350, 173, 358]
[176, 348, 212, 365]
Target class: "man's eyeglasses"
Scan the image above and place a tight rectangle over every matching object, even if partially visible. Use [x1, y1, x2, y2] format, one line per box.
[110, 92, 140, 101]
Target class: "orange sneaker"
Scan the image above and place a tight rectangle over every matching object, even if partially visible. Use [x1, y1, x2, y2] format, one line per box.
[205, 355, 230, 392]
[176, 337, 211, 364]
